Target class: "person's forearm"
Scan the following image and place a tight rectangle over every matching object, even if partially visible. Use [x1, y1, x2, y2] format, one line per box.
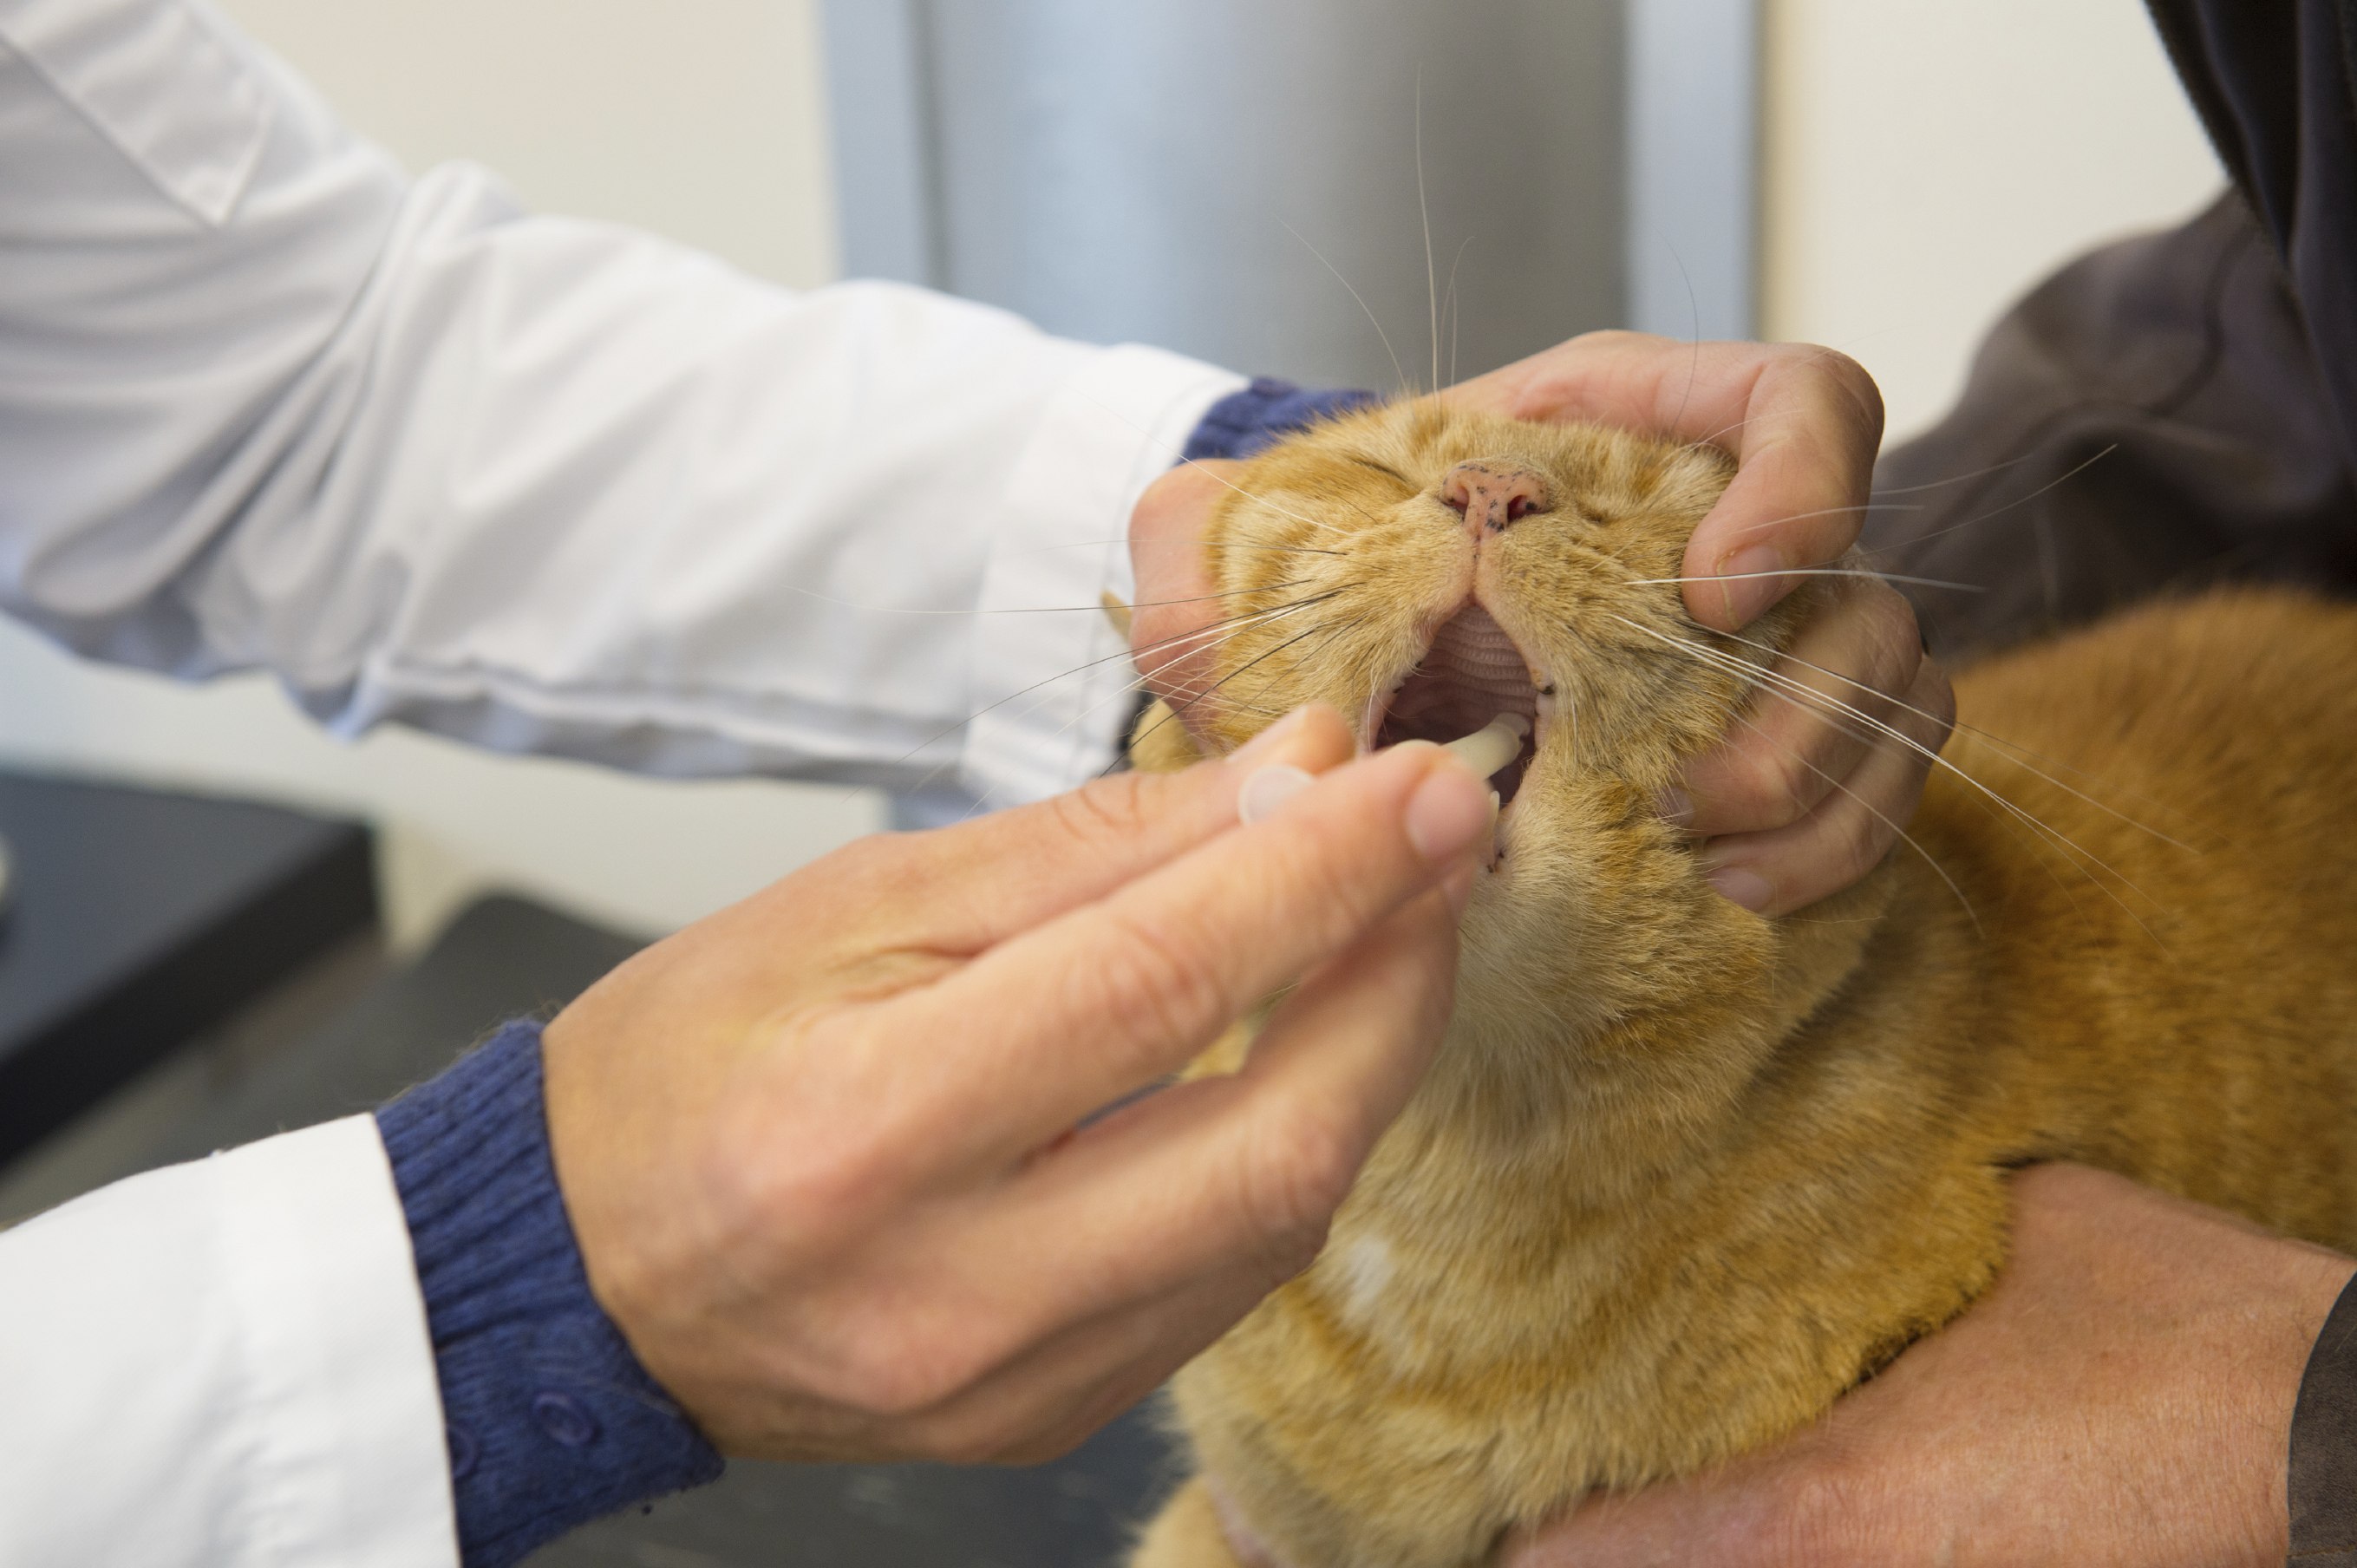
[0, 0, 1237, 806]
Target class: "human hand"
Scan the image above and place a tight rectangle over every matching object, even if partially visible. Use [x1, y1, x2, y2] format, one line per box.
[1131, 334, 1951, 916]
[539, 706, 1491, 1466]
[1448, 330, 1952, 917]
[1129, 455, 1244, 742]
[1505, 1163, 2357, 1568]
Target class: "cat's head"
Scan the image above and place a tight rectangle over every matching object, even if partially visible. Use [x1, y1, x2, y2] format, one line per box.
[1153, 397, 1817, 827]
[1138, 398, 1832, 1088]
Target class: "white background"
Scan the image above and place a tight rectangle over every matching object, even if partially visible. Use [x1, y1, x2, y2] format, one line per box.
[0, 0, 2225, 949]
[1760, 0, 2223, 440]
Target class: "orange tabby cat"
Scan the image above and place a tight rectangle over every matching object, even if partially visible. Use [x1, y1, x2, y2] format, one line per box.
[1120, 399, 2357, 1568]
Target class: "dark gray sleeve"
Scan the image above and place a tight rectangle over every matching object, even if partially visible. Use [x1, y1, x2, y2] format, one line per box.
[1862, 192, 2357, 664]
[2293, 1274, 2357, 1561]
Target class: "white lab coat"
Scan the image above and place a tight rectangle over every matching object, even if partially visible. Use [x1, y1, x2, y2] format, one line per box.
[0, 0, 1243, 1560]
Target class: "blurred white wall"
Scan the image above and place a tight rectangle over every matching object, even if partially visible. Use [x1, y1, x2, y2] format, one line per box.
[0, 0, 873, 951]
[214, 0, 839, 291]
[1759, 0, 2226, 441]
[0, 0, 2236, 950]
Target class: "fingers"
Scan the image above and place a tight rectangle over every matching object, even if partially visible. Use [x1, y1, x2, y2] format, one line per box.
[1449, 330, 1884, 630]
[1131, 459, 1245, 737]
[974, 870, 1461, 1307]
[887, 738, 1491, 1156]
[896, 703, 1357, 955]
[1677, 358, 1883, 630]
[1676, 581, 1954, 917]
[751, 881, 1463, 1467]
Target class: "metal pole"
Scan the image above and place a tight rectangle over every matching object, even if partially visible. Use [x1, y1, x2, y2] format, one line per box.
[823, 0, 1636, 391]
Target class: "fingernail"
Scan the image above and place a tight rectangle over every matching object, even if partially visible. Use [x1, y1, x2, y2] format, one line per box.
[1654, 787, 1694, 826]
[1719, 545, 1789, 627]
[1227, 706, 1309, 767]
[1238, 763, 1314, 826]
[1404, 759, 1492, 864]
[1706, 864, 1774, 912]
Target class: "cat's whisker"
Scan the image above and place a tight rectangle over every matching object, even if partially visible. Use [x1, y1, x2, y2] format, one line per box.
[1006, 538, 1350, 559]
[1710, 624, 2200, 853]
[1130, 584, 1376, 718]
[1732, 660, 2126, 918]
[868, 589, 1359, 806]
[1871, 453, 2043, 495]
[1659, 342, 1895, 464]
[1444, 235, 1472, 389]
[1176, 455, 1364, 538]
[1715, 502, 1927, 541]
[915, 587, 1373, 814]
[1417, 73, 1438, 397]
[1623, 568, 1986, 594]
[1082, 607, 1367, 788]
[1222, 614, 1380, 740]
[1280, 219, 1413, 400]
[1675, 402, 1811, 456]
[1669, 343, 1891, 457]
[1721, 708, 1982, 938]
[1639, 619, 2119, 874]
[1947, 718, 2229, 847]
[1070, 386, 1365, 538]
[1138, 610, 1374, 756]
[1688, 642, 2144, 941]
[1856, 444, 2118, 554]
[1615, 615, 2176, 942]
[1135, 590, 1368, 704]
[1131, 538, 1351, 558]
[1666, 241, 1702, 436]
[793, 580, 1322, 617]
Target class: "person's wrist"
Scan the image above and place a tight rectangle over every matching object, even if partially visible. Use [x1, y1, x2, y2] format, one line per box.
[376, 1021, 722, 1568]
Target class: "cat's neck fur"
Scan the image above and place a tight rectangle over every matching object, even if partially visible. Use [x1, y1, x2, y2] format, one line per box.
[1375, 762, 1903, 1218]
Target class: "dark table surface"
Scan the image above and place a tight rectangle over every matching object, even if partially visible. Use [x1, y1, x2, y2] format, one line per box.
[0, 770, 377, 1166]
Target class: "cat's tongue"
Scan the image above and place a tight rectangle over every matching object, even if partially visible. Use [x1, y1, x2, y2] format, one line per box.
[1441, 713, 1530, 781]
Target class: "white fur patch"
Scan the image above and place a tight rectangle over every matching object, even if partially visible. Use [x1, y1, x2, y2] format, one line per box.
[1329, 1233, 1395, 1325]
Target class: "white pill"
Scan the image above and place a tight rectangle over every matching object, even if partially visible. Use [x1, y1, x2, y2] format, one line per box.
[1441, 713, 1531, 781]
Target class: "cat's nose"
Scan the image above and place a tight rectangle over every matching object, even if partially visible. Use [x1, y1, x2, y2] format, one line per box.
[1442, 461, 1551, 536]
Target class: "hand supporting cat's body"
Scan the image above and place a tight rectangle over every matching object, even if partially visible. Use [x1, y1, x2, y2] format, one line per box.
[1126, 403, 2357, 1568]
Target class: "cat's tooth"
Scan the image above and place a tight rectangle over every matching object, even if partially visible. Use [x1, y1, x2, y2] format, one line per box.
[1442, 713, 1532, 781]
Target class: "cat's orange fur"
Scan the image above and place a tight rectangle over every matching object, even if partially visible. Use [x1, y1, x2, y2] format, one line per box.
[1122, 401, 2357, 1568]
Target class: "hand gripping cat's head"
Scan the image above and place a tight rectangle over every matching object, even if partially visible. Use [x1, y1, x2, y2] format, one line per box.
[1134, 400, 1848, 1136]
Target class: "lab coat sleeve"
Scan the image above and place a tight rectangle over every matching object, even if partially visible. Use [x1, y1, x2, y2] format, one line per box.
[0, 0, 1244, 805]
[0, 1116, 458, 1567]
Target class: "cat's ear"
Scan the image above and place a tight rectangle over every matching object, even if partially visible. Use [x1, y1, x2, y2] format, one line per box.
[1100, 591, 1134, 641]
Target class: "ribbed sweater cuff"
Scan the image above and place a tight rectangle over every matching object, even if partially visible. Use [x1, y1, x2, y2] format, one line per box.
[375, 1020, 723, 1568]
[1180, 376, 1380, 461]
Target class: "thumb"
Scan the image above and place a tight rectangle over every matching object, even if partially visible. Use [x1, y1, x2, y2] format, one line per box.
[893, 703, 1357, 955]
[1130, 459, 1244, 731]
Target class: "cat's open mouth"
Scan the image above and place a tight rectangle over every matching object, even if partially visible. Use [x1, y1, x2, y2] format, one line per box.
[1368, 602, 1543, 803]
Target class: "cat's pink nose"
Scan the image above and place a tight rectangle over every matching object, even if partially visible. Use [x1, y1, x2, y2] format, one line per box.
[1442, 461, 1550, 536]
